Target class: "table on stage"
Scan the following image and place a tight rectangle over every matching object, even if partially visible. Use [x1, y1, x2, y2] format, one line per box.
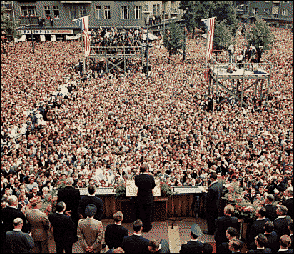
[79, 186, 206, 222]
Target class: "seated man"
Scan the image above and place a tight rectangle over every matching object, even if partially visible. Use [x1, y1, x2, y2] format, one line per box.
[217, 227, 239, 253]
[105, 211, 128, 250]
[274, 205, 291, 238]
[180, 224, 204, 253]
[121, 219, 149, 253]
[264, 221, 279, 253]
[147, 239, 170, 253]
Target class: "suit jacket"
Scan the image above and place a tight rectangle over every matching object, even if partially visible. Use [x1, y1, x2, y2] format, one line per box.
[121, 234, 149, 253]
[214, 215, 240, 243]
[282, 198, 293, 219]
[48, 212, 76, 243]
[179, 240, 204, 253]
[1, 206, 28, 234]
[274, 216, 291, 237]
[77, 218, 103, 252]
[135, 173, 156, 204]
[58, 186, 81, 219]
[265, 231, 279, 253]
[78, 195, 104, 221]
[264, 204, 278, 222]
[217, 242, 231, 253]
[5, 230, 34, 253]
[105, 224, 129, 249]
[25, 208, 50, 242]
[248, 218, 270, 245]
[207, 181, 223, 211]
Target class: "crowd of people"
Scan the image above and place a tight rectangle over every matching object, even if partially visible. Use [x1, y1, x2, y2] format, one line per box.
[1, 24, 293, 253]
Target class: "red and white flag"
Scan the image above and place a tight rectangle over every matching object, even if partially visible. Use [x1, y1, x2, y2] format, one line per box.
[73, 16, 91, 57]
[201, 17, 216, 61]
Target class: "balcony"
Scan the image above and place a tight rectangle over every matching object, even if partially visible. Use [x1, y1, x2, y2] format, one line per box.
[1, 3, 12, 10]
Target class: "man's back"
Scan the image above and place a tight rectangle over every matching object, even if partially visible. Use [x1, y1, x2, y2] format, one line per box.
[248, 218, 270, 244]
[5, 230, 34, 253]
[105, 224, 129, 249]
[274, 216, 291, 237]
[214, 215, 239, 243]
[26, 209, 49, 242]
[1, 206, 28, 233]
[48, 213, 76, 243]
[121, 234, 149, 253]
[135, 174, 156, 204]
[78, 195, 104, 221]
[180, 240, 204, 253]
[264, 204, 277, 221]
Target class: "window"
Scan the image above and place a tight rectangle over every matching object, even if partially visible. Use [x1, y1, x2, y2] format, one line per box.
[96, 6, 102, 19]
[121, 6, 129, 19]
[80, 6, 87, 17]
[252, 8, 258, 15]
[264, 8, 270, 14]
[153, 4, 156, 15]
[53, 6, 59, 18]
[134, 6, 141, 20]
[21, 6, 37, 16]
[69, 5, 77, 20]
[282, 9, 288, 16]
[104, 6, 111, 19]
[44, 6, 51, 17]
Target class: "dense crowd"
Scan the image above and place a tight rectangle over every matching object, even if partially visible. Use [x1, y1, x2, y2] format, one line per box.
[1, 26, 293, 253]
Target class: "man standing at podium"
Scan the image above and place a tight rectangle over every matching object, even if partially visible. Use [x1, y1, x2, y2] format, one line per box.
[135, 164, 156, 232]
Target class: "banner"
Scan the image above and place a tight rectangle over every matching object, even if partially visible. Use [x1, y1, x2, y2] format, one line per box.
[201, 17, 216, 61]
[73, 16, 90, 56]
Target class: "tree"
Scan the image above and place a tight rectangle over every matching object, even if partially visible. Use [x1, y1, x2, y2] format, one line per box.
[1, 6, 21, 41]
[246, 17, 274, 50]
[180, 1, 238, 49]
[163, 21, 185, 57]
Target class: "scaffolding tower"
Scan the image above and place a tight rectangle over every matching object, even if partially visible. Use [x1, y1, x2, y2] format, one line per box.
[81, 27, 150, 76]
[208, 60, 272, 108]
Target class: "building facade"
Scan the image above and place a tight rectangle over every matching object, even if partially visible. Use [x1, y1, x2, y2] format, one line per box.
[235, 1, 293, 28]
[11, 1, 183, 41]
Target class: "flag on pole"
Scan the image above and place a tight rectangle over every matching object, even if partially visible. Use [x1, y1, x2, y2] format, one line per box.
[201, 17, 216, 61]
[73, 16, 90, 57]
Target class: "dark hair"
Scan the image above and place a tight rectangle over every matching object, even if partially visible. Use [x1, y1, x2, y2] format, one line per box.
[140, 164, 148, 173]
[227, 227, 239, 237]
[229, 239, 243, 251]
[267, 194, 274, 202]
[148, 239, 159, 251]
[88, 185, 96, 195]
[191, 232, 197, 239]
[203, 243, 213, 253]
[255, 234, 268, 247]
[258, 207, 267, 217]
[264, 221, 274, 233]
[210, 172, 217, 180]
[56, 201, 65, 212]
[133, 219, 143, 232]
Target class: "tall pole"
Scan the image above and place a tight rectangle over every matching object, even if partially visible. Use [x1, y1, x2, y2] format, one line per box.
[183, 24, 186, 61]
[146, 26, 149, 78]
[29, 11, 34, 53]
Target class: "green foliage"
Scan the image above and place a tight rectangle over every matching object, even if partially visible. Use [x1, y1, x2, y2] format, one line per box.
[1, 7, 21, 39]
[163, 21, 185, 55]
[180, 1, 238, 50]
[246, 17, 274, 50]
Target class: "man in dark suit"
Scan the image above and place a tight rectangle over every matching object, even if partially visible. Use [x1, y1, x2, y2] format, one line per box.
[135, 164, 156, 232]
[180, 224, 204, 253]
[121, 219, 149, 253]
[264, 194, 278, 222]
[264, 221, 279, 253]
[48, 201, 76, 253]
[205, 172, 223, 235]
[105, 211, 129, 250]
[228, 239, 243, 253]
[78, 185, 104, 221]
[248, 207, 270, 247]
[283, 188, 293, 219]
[217, 227, 239, 253]
[214, 204, 240, 249]
[274, 205, 292, 238]
[58, 177, 80, 227]
[248, 234, 272, 253]
[1, 195, 29, 252]
[278, 235, 293, 253]
[5, 217, 34, 253]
